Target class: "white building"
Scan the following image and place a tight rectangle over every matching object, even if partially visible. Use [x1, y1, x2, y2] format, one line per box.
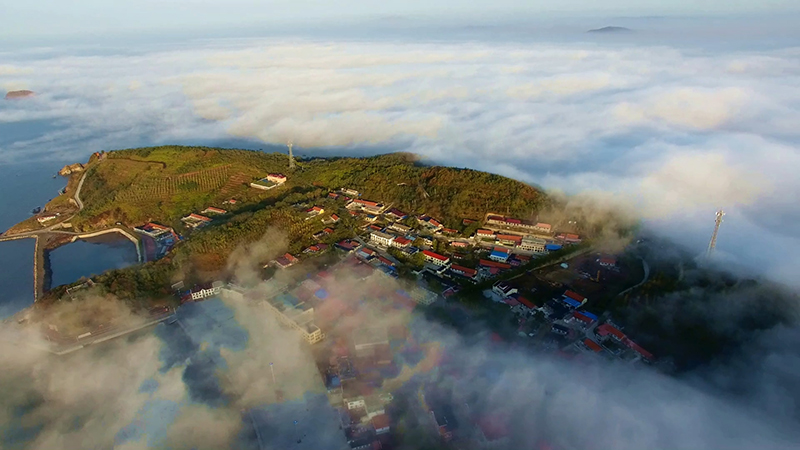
[370, 230, 395, 247]
[519, 236, 546, 252]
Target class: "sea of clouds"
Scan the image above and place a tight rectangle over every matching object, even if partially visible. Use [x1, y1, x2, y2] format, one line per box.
[1, 28, 800, 284]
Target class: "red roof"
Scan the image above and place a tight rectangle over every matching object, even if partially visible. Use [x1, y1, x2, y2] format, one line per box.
[462, 219, 476, 225]
[188, 213, 211, 221]
[493, 246, 511, 254]
[573, 311, 594, 324]
[496, 234, 522, 243]
[442, 228, 458, 234]
[354, 199, 379, 207]
[372, 414, 391, 430]
[451, 241, 468, 247]
[394, 236, 411, 246]
[476, 229, 494, 235]
[487, 215, 504, 221]
[203, 206, 226, 214]
[360, 248, 376, 255]
[564, 290, 586, 302]
[596, 324, 625, 340]
[479, 259, 511, 270]
[506, 218, 522, 224]
[626, 340, 654, 360]
[600, 257, 617, 265]
[378, 256, 395, 266]
[323, 227, 334, 233]
[450, 265, 477, 277]
[584, 339, 603, 352]
[477, 415, 510, 441]
[331, 214, 340, 220]
[144, 222, 169, 230]
[422, 250, 449, 262]
[535, 222, 552, 229]
[517, 296, 536, 309]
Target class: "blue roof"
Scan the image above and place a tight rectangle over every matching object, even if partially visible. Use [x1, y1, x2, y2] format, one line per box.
[545, 244, 562, 251]
[490, 250, 508, 258]
[314, 289, 328, 299]
[578, 310, 598, 321]
[562, 297, 582, 308]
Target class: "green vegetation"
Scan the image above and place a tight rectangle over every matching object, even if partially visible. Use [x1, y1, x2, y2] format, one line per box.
[46, 146, 551, 306]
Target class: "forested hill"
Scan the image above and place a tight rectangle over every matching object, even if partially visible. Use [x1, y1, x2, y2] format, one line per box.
[76, 146, 548, 230]
[299, 153, 548, 227]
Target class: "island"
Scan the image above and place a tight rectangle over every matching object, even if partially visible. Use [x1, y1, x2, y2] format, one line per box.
[587, 26, 633, 34]
[4, 89, 36, 99]
[2, 145, 795, 450]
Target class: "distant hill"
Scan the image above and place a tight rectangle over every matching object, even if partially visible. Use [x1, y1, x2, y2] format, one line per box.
[588, 26, 633, 34]
[4, 90, 35, 99]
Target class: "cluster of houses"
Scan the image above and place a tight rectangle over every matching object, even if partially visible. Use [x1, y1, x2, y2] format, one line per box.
[485, 214, 552, 234]
[488, 280, 654, 363]
[181, 205, 227, 229]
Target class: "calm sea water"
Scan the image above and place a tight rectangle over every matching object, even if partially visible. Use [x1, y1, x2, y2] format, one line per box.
[48, 237, 138, 289]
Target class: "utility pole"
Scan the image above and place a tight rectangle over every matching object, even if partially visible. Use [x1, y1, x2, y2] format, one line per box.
[706, 210, 725, 258]
[287, 141, 296, 170]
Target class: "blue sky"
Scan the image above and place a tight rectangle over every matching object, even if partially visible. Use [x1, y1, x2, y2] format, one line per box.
[5, 0, 800, 39]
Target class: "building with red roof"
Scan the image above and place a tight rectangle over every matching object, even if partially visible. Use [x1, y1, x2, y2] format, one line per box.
[583, 338, 603, 352]
[517, 296, 536, 310]
[599, 256, 617, 267]
[564, 290, 586, 303]
[476, 229, 495, 239]
[391, 236, 412, 248]
[449, 265, 477, 279]
[496, 234, 523, 246]
[201, 206, 227, 215]
[596, 323, 626, 341]
[479, 259, 511, 270]
[422, 250, 450, 266]
[372, 414, 391, 435]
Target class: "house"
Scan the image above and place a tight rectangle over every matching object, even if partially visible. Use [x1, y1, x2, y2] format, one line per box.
[322, 213, 340, 224]
[545, 243, 563, 251]
[336, 239, 359, 252]
[519, 236, 546, 252]
[385, 208, 408, 221]
[441, 228, 459, 235]
[365, 214, 379, 222]
[189, 281, 224, 301]
[551, 324, 569, 336]
[572, 310, 598, 326]
[462, 218, 477, 225]
[583, 338, 604, 353]
[306, 206, 325, 217]
[533, 222, 552, 233]
[201, 206, 227, 215]
[496, 234, 522, 246]
[449, 264, 478, 279]
[377, 256, 395, 268]
[303, 243, 329, 254]
[596, 323, 626, 341]
[563, 290, 587, 305]
[598, 256, 617, 267]
[134, 222, 173, 239]
[267, 173, 287, 184]
[388, 222, 411, 234]
[514, 294, 536, 311]
[181, 213, 212, 228]
[479, 259, 511, 270]
[368, 224, 382, 232]
[372, 414, 390, 435]
[492, 281, 518, 298]
[357, 247, 376, 260]
[341, 188, 360, 197]
[557, 233, 582, 243]
[348, 199, 384, 214]
[327, 192, 340, 200]
[391, 236, 412, 249]
[37, 214, 58, 224]
[451, 240, 469, 248]
[417, 215, 444, 231]
[273, 253, 299, 269]
[370, 231, 395, 247]
[489, 247, 511, 263]
[422, 250, 450, 266]
[476, 229, 495, 239]
[222, 198, 237, 205]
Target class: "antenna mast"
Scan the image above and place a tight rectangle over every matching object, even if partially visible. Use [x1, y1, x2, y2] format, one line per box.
[706, 210, 725, 258]
[287, 141, 296, 170]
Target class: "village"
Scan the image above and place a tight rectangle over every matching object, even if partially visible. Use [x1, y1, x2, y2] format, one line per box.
[158, 174, 653, 450]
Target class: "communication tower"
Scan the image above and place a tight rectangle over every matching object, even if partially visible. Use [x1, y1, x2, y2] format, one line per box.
[287, 141, 296, 169]
[706, 210, 725, 258]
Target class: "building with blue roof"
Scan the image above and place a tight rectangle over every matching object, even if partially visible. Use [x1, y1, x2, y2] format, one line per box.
[545, 243, 562, 251]
[562, 296, 582, 309]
